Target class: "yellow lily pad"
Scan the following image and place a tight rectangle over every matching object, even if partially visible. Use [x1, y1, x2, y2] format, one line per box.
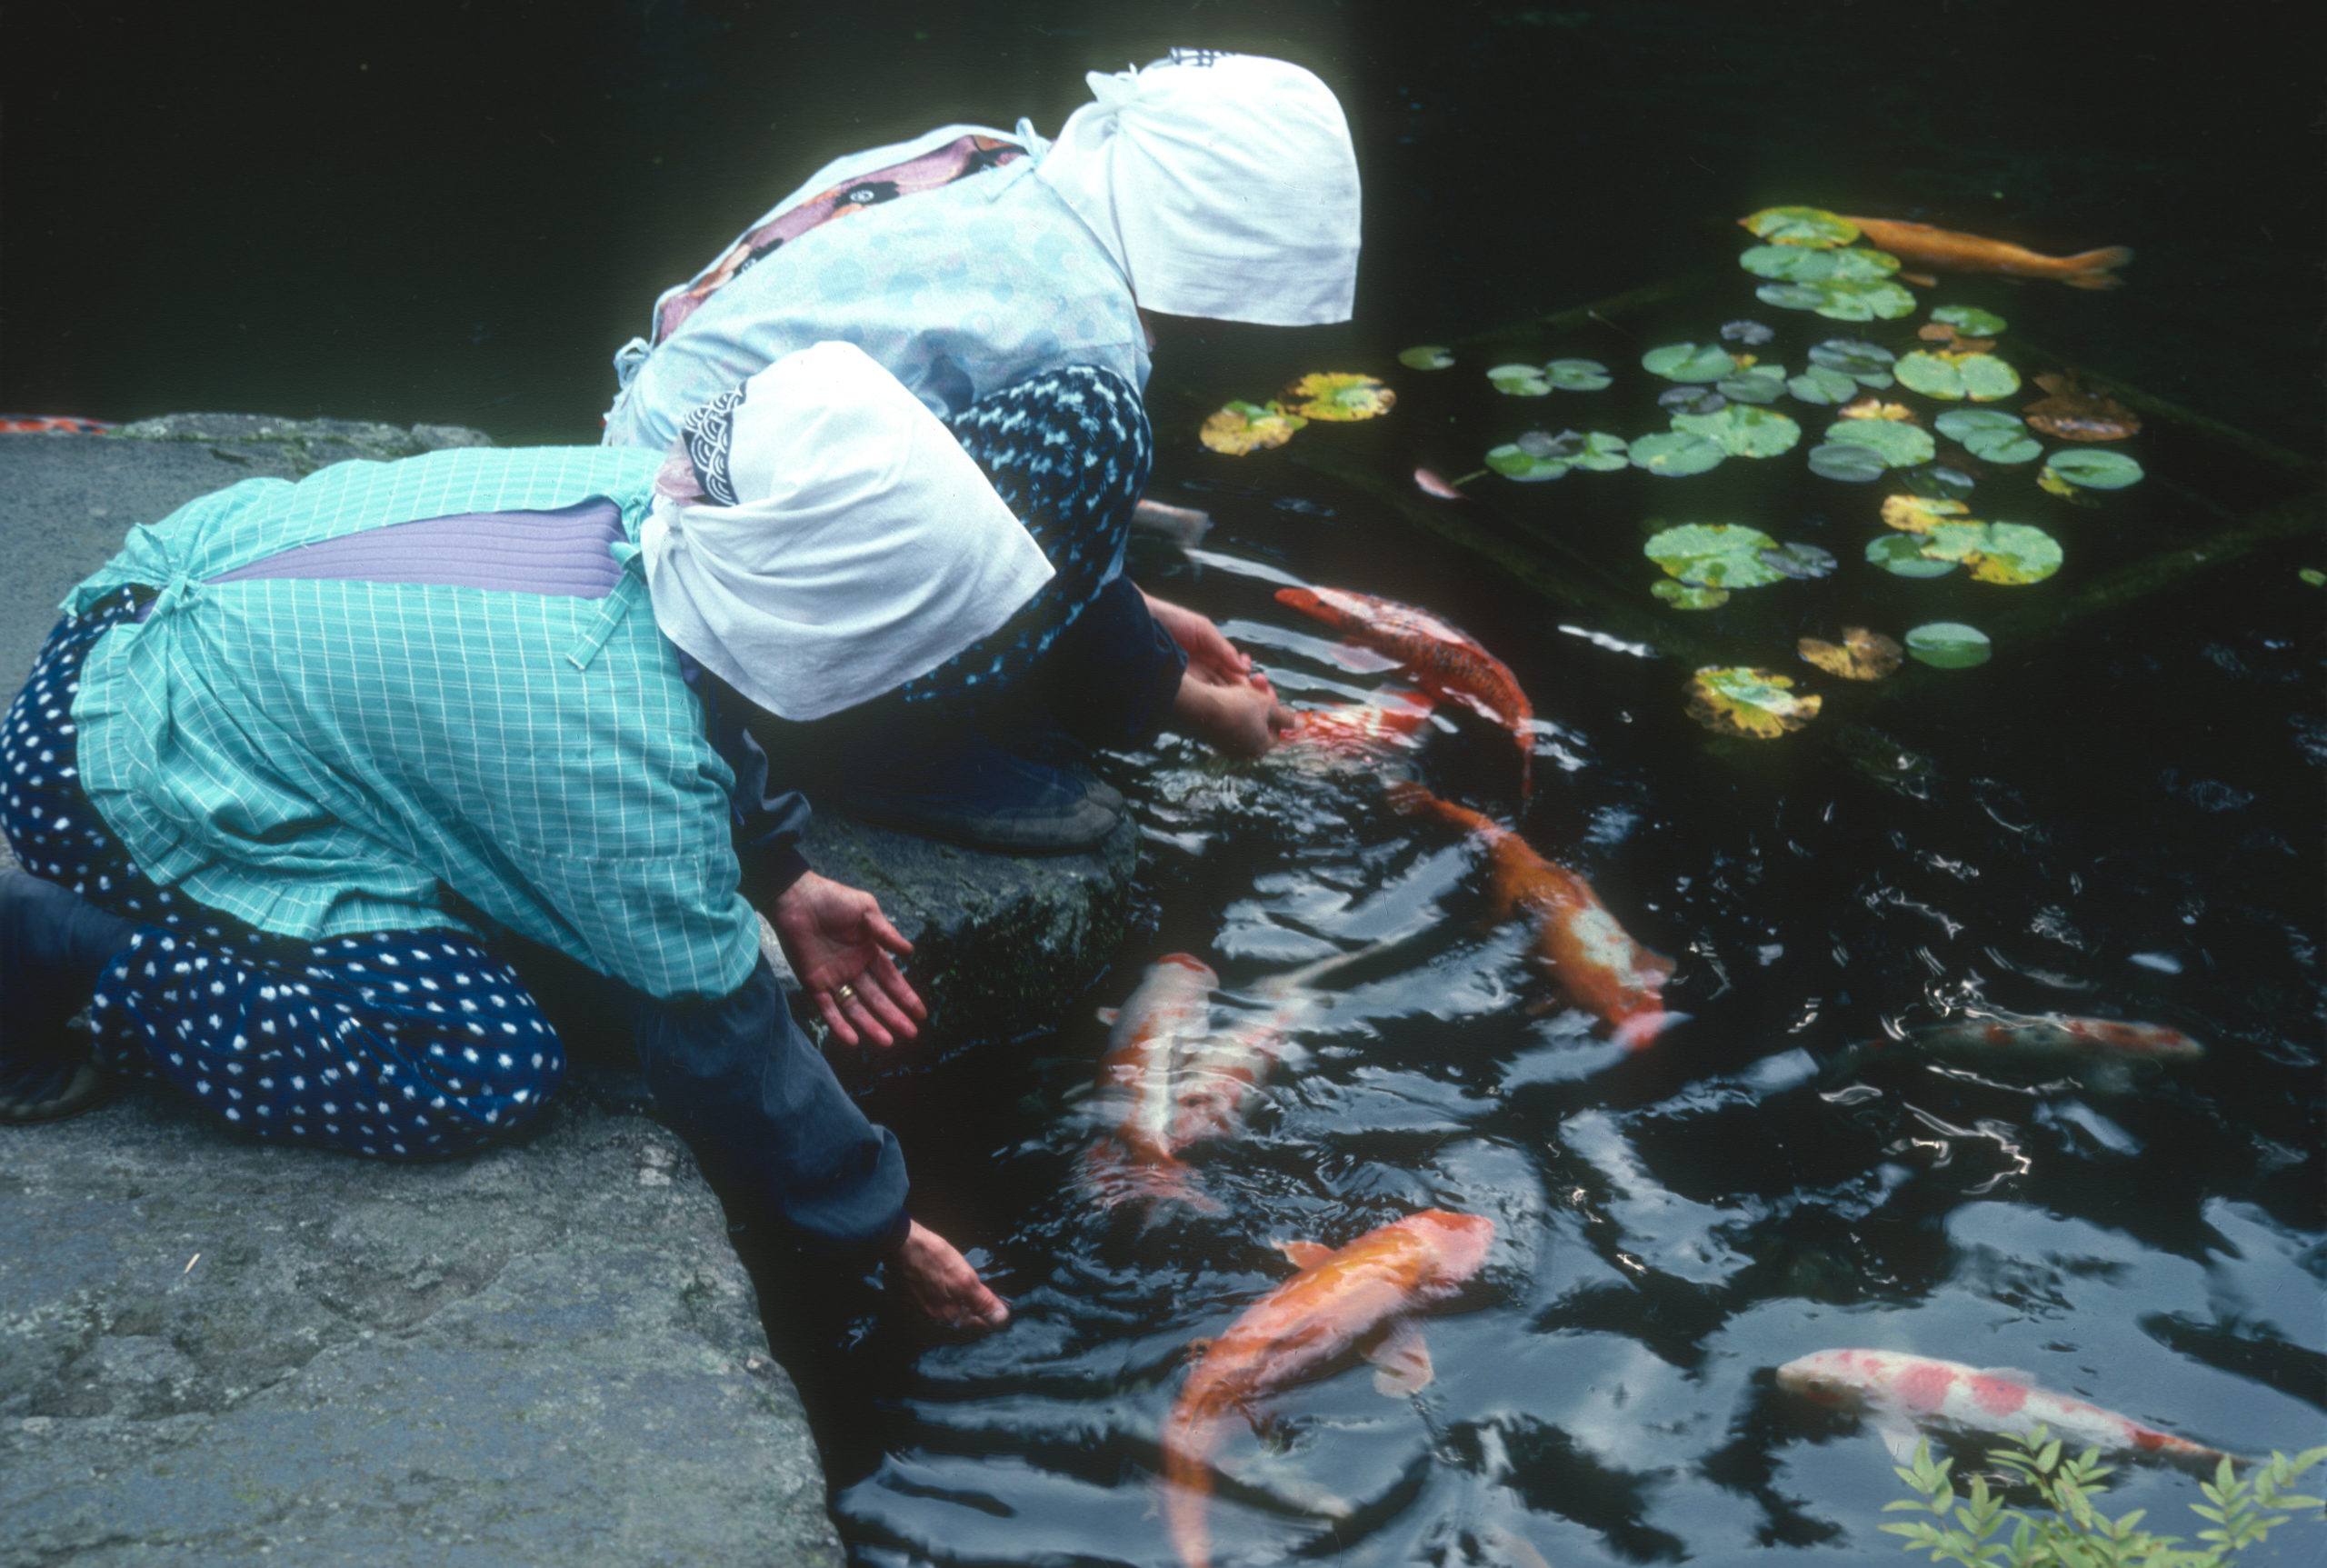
[1880, 494, 1970, 534]
[1738, 206, 1860, 247]
[1201, 400, 1306, 454]
[1798, 627, 1903, 682]
[1839, 396, 1918, 423]
[1283, 372, 1395, 422]
[1686, 666, 1822, 738]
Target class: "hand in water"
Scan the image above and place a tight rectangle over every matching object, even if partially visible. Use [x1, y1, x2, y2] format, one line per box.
[890, 1220, 1011, 1333]
[1141, 590, 1252, 687]
[1173, 671, 1294, 757]
[771, 871, 928, 1046]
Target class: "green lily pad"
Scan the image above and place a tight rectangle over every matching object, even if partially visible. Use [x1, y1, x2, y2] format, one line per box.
[1823, 419, 1936, 466]
[2042, 448, 2146, 490]
[1808, 339, 1898, 387]
[1653, 580, 1730, 610]
[1935, 407, 2042, 464]
[1721, 319, 1775, 345]
[1807, 443, 1888, 482]
[1866, 534, 1958, 578]
[1398, 345, 1454, 370]
[1485, 445, 1569, 481]
[2302, 568, 2326, 587]
[1545, 358, 1614, 391]
[1760, 541, 1837, 579]
[1488, 363, 1553, 396]
[1660, 385, 1727, 416]
[1645, 523, 1786, 587]
[1564, 431, 1632, 472]
[1740, 206, 1860, 247]
[1740, 245, 1901, 283]
[1933, 305, 2008, 336]
[1918, 521, 2062, 584]
[1642, 343, 1737, 383]
[1716, 368, 1788, 404]
[1787, 365, 1862, 405]
[1902, 464, 1978, 499]
[1489, 428, 1628, 478]
[1629, 431, 1727, 476]
[1672, 404, 1803, 458]
[1905, 622, 1993, 669]
[1758, 278, 1918, 322]
[1895, 351, 2022, 402]
[1686, 665, 1823, 738]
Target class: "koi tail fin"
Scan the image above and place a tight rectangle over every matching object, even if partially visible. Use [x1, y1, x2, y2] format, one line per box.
[1081, 1138, 1222, 1217]
[2059, 245, 2133, 288]
[1161, 1403, 1230, 1568]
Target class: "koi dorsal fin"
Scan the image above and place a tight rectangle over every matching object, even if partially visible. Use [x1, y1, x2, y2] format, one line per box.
[1274, 1240, 1334, 1269]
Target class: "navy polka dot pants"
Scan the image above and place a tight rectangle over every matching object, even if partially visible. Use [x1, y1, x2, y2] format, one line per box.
[1, 591, 564, 1158]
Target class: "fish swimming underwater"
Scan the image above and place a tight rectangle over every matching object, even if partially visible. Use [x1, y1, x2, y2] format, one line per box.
[1162, 1209, 1496, 1568]
[1276, 689, 1436, 770]
[1777, 1349, 2232, 1469]
[1276, 585, 1534, 798]
[1831, 216, 2133, 289]
[0, 414, 115, 435]
[1828, 1013, 2204, 1091]
[1390, 783, 1676, 1047]
[1082, 955, 1222, 1211]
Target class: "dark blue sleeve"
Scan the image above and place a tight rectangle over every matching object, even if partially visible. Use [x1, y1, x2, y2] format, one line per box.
[1043, 576, 1188, 749]
[679, 648, 813, 901]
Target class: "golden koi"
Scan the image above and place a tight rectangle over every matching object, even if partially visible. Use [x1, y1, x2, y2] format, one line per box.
[1162, 1210, 1496, 1568]
[1778, 1349, 2231, 1469]
[1276, 585, 1535, 798]
[1833, 216, 2133, 289]
[1391, 783, 1676, 1047]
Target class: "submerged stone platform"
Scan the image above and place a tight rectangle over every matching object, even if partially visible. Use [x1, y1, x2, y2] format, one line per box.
[0, 419, 1138, 1563]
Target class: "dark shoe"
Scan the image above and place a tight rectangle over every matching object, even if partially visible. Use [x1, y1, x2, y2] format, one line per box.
[974, 703, 1125, 814]
[829, 724, 1122, 854]
[2, 870, 137, 1124]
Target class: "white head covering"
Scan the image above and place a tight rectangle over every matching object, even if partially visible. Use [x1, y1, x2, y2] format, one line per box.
[640, 341, 1053, 722]
[1034, 50, 1361, 327]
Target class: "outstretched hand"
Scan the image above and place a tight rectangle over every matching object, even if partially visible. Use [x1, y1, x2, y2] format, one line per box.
[1141, 590, 1252, 688]
[770, 871, 927, 1047]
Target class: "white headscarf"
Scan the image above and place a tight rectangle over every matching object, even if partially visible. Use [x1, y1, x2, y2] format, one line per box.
[1034, 50, 1361, 327]
[639, 341, 1053, 722]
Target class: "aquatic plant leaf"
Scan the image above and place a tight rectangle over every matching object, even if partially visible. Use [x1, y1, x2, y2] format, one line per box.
[1787, 366, 1861, 404]
[1866, 534, 1958, 577]
[1881, 494, 1969, 533]
[1901, 464, 1977, 500]
[1201, 400, 1306, 454]
[1644, 523, 1785, 587]
[1935, 407, 2042, 464]
[2024, 375, 2143, 441]
[1759, 278, 1918, 322]
[1740, 206, 1860, 247]
[1686, 666, 1822, 738]
[1285, 372, 1395, 421]
[1717, 368, 1788, 404]
[1904, 622, 1992, 668]
[1741, 245, 1901, 283]
[2302, 568, 2327, 587]
[1397, 345, 1455, 370]
[1488, 363, 1553, 396]
[1807, 443, 1887, 482]
[1653, 580, 1730, 610]
[1515, 429, 1571, 457]
[2042, 448, 2145, 489]
[1919, 521, 2062, 584]
[1721, 319, 1775, 345]
[1799, 627, 1903, 681]
[1486, 443, 1570, 482]
[1659, 385, 1727, 415]
[1642, 343, 1736, 383]
[1895, 351, 2022, 403]
[1544, 358, 1614, 391]
[1808, 339, 1898, 386]
[1672, 404, 1803, 458]
[1565, 432, 1632, 471]
[1838, 396, 1917, 422]
[1917, 322, 1996, 355]
[1628, 431, 1727, 476]
[1760, 541, 1837, 579]
[1823, 419, 1936, 466]
[1933, 305, 2008, 336]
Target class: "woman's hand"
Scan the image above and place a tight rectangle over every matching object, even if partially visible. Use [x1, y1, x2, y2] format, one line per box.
[770, 871, 927, 1047]
[1140, 590, 1252, 688]
[1172, 669, 1294, 758]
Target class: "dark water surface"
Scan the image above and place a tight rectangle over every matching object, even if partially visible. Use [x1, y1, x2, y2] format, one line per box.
[8, 5, 2321, 1565]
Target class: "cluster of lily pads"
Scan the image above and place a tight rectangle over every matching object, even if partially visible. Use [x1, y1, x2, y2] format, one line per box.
[1200, 372, 1396, 455]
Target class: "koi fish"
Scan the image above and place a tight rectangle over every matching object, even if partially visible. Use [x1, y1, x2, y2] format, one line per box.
[1277, 688, 1436, 769]
[1276, 585, 1534, 798]
[1082, 955, 1221, 1212]
[1832, 217, 2133, 289]
[1390, 783, 1676, 1047]
[1835, 1014, 2205, 1082]
[0, 414, 114, 435]
[1162, 1209, 1496, 1568]
[1777, 1349, 2231, 1469]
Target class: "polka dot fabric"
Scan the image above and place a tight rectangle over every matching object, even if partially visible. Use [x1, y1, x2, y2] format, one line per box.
[2, 592, 564, 1158]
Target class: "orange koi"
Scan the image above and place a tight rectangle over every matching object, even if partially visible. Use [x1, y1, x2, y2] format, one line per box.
[1082, 955, 1222, 1213]
[1276, 585, 1534, 797]
[1277, 688, 1436, 766]
[1162, 1209, 1496, 1568]
[1833, 217, 2133, 289]
[0, 414, 114, 435]
[1390, 783, 1675, 1047]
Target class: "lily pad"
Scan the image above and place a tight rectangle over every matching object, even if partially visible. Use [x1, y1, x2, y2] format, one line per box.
[1902, 464, 1978, 499]
[1721, 319, 1775, 345]
[1787, 365, 1861, 404]
[1642, 343, 1737, 383]
[1285, 373, 1396, 421]
[1866, 534, 1958, 578]
[1686, 666, 1823, 738]
[1201, 400, 1306, 454]
[1545, 358, 1614, 391]
[1758, 278, 1918, 322]
[1799, 627, 1903, 681]
[1807, 443, 1888, 482]
[1653, 580, 1730, 610]
[1397, 345, 1455, 370]
[1823, 419, 1936, 467]
[1935, 408, 2042, 464]
[1672, 404, 1803, 458]
[1716, 368, 1788, 404]
[1933, 305, 2007, 336]
[1880, 494, 1970, 533]
[1488, 364, 1553, 396]
[1629, 431, 1727, 476]
[1895, 351, 2022, 402]
[1486, 443, 1570, 482]
[1739, 206, 1860, 247]
[1564, 431, 1632, 472]
[1917, 322, 1996, 355]
[1659, 385, 1727, 416]
[1740, 245, 1902, 283]
[1760, 541, 1837, 579]
[2042, 448, 2146, 490]
[1807, 339, 1898, 387]
[1837, 396, 1917, 422]
[1645, 523, 1785, 587]
[1904, 622, 1993, 669]
[1919, 521, 2062, 584]
[2024, 374, 2142, 441]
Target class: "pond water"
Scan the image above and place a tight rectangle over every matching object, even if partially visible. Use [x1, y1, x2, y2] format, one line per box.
[9, 4, 2318, 1564]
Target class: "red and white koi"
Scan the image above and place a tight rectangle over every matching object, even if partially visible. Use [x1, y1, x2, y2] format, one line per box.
[1162, 1209, 1497, 1568]
[1777, 1349, 2231, 1469]
[1276, 687, 1436, 772]
[1831, 1014, 2204, 1091]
